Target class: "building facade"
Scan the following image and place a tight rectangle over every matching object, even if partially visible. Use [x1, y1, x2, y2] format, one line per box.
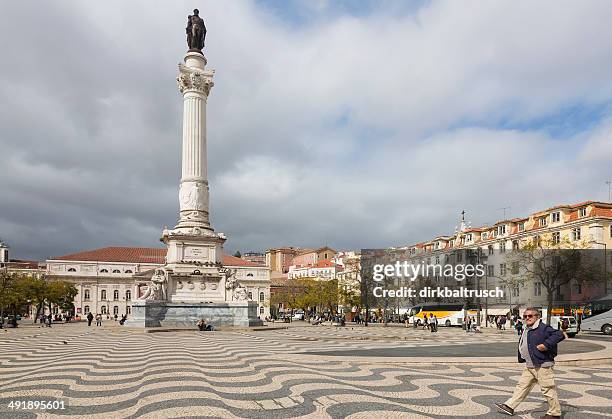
[46, 247, 271, 319]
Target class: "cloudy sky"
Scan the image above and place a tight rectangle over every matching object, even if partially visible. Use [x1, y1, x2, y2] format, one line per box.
[1, 1, 612, 260]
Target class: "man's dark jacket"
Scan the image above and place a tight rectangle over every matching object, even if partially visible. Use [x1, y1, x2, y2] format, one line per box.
[518, 321, 565, 366]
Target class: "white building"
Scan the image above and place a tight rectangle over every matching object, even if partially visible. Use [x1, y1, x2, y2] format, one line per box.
[46, 247, 271, 319]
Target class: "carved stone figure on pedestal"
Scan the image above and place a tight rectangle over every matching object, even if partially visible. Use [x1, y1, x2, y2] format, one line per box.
[139, 268, 168, 301]
[186, 9, 206, 51]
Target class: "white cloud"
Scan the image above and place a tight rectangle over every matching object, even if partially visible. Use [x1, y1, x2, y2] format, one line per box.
[1, 0, 611, 258]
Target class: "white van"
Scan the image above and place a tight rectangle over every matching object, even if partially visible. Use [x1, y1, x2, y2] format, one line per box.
[550, 315, 578, 337]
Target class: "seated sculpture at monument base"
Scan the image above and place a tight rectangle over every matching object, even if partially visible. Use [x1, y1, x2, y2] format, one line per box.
[125, 300, 263, 329]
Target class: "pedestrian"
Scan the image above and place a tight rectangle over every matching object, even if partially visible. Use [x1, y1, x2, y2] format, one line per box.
[515, 319, 523, 336]
[47, 314, 52, 327]
[560, 318, 570, 339]
[466, 316, 472, 333]
[119, 314, 127, 325]
[423, 315, 429, 330]
[500, 316, 507, 330]
[87, 312, 94, 327]
[495, 307, 564, 419]
[95, 313, 102, 326]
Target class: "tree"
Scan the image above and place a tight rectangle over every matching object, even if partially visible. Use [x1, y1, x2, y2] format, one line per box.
[233, 250, 242, 258]
[509, 236, 598, 324]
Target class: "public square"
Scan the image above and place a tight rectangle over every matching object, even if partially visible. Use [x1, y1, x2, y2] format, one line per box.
[1, 323, 611, 418]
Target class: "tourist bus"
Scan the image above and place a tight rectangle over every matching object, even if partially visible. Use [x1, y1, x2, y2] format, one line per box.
[408, 304, 477, 327]
[580, 294, 612, 335]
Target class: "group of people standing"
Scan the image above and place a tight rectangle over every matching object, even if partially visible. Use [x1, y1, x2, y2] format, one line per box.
[86, 312, 127, 326]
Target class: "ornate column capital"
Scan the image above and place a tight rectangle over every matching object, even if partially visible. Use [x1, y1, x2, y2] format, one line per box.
[177, 63, 214, 96]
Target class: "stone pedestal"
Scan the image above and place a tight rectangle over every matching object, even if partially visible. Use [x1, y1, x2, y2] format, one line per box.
[128, 49, 262, 329]
[126, 300, 263, 328]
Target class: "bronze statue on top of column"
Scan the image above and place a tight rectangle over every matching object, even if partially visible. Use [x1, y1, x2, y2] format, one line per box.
[186, 9, 207, 52]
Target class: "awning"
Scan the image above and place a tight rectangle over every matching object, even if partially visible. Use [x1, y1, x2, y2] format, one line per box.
[484, 308, 510, 316]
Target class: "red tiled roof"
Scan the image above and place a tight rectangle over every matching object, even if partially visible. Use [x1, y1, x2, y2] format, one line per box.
[51, 247, 265, 267]
[6, 260, 43, 270]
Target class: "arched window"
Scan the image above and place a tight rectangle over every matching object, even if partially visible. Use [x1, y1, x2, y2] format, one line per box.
[112, 269, 121, 274]
[84, 305, 90, 314]
[101, 290, 107, 300]
[100, 269, 108, 273]
[113, 290, 119, 301]
[113, 306, 119, 315]
[68, 267, 76, 272]
[259, 292, 265, 303]
[126, 306, 131, 315]
[259, 306, 264, 314]
[84, 289, 90, 301]
[248, 292, 253, 300]
[125, 290, 131, 301]
[125, 270, 133, 274]
[101, 306, 107, 314]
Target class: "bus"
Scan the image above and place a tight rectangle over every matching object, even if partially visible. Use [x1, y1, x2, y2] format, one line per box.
[580, 294, 612, 335]
[408, 304, 476, 327]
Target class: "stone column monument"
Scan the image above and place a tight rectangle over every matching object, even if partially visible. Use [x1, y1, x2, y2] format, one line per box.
[127, 10, 262, 328]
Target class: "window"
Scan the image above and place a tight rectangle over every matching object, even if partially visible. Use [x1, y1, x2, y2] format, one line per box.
[84, 289, 90, 301]
[101, 290, 107, 300]
[67, 267, 76, 272]
[456, 252, 462, 262]
[518, 222, 525, 232]
[84, 305, 90, 314]
[571, 227, 581, 241]
[125, 270, 133, 274]
[435, 256, 440, 264]
[466, 233, 473, 242]
[552, 232, 560, 244]
[500, 263, 507, 276]
[100, 269, 108, 273]
[248, 292, 253, 300]
[534, 282, 541, 296]
[113, 306, 119, 315]
[259, 306, 264, 314]
[499, 242, 506, 253]
[482, 233, 488, 240]
[579, 207, 587, 217]
[512, 240, 519, 250]
[511, 262, 519, 275]
[126, 290, 131, 301]
[113, 290, 119, 301]
[552, 212, 560, 222]
[539, 217, 547, 227]
[101, 306, 107, 314]
[259, 292, 265, 303]
[488, 246, 494, 255]
[572, 282, 582, 295]
[498, 225, 506, 235]
[487, 265, 495, 277]
[112, 269, 121, 274]
[126, 306, 131, 315]
[512, 286, 520, 297]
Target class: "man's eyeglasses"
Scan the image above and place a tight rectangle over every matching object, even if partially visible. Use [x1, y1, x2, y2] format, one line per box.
[523, 314, 536, 319]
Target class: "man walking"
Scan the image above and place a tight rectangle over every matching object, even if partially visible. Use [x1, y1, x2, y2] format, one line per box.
[87, 312, 94, 327]
[95, 313, 102, 327]
[495, 307, 565, 419]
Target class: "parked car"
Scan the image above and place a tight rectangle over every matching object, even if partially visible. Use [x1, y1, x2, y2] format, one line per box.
[291, 312, 304, 321]
[550, 315, 578, 337]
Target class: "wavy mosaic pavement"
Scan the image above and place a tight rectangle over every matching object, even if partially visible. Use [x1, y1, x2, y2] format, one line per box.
[0, 325, 611, 418]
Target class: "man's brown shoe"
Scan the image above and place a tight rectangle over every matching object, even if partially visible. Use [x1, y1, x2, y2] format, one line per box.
[494, 403, 514, 416]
